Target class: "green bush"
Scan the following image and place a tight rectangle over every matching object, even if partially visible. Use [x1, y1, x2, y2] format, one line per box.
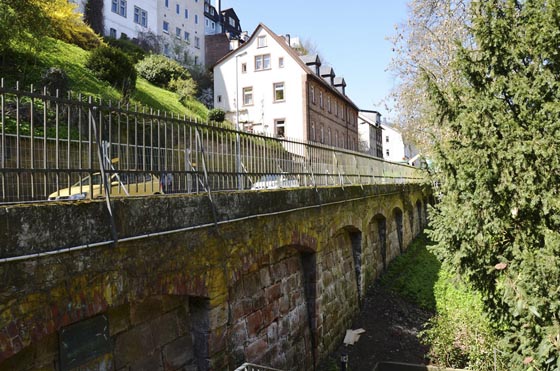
[168, 77, 197, 103]
[41, 67, 69, 97]
[104, 37, 146, 64]
[86, 45, 136, 96]
[135, 54, 188, 87]
[208, 108, 225, 123]
[419, 269, 503, 371]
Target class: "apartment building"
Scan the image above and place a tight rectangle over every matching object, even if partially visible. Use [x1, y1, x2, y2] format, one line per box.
[213, 23, 359, 150]
[73, 0, 205, 66]
[358, 110, 384, 158]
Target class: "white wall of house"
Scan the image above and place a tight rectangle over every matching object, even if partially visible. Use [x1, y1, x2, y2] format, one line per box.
[103, 0, 157, 39]
[381, 123, 406, 162]
[214, 26, 307, 140]
[157, 0, 205, 65]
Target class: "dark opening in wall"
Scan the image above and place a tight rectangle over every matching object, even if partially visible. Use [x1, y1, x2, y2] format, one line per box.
[377, 217, 387, 270]
[301, 252, 317, 366]
[416, 200, 423, 230]
[349, 230, 363, 305]
[394, 208, 404, 254]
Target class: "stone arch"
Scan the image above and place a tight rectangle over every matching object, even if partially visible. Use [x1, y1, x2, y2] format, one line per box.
[416, 199, 424, 232]
[319, 226, 362, 355]
[226, 244, 315, 370]
[393, 207, 404, 254]
[1, 294, 210, 371]
[367, 213, 387, 279]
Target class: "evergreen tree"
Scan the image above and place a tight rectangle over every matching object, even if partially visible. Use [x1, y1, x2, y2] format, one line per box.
[428, 0, 560, 369]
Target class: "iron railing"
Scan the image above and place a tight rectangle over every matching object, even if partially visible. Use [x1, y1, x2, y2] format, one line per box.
[234, 363, 283, 371]
[0, 81, 425, 203]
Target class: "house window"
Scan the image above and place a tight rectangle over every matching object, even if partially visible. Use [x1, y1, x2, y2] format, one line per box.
[386, 135, 389, 143]
[241, 63, 247, 73]
[279, 57, 284, 68]
[111, 0, 126, 17]
[176, 27, 181, 38]
[205, 19, 209, 26]
[328, 128, 331, 145]
[327, 96, 331, 113]
[211, 21, 215, 29]
[109, 28, 117, 38]
[163, 43, 169, 55]
[254, 54, 271, 71]
[133, 6, 148, 27]
[217, 95, 222, 103]
[184, 8, 189, 18]
[275, 119, 285, 138]
[243, 87, 253, 106]
[320, 125, 324, 143]
[194, 56, 198, 65]
[176, 3, 180, 14]
[165, 0, 169, 7]
[273, 82, 285, 102]
[229, 17, 235, 27]
[335, 131, 339, 146]
[184, 31, 190, 41]
[194, 36, 200, 48]
[311, 122, 316, 141]
[257, 35, 267, 48]
[195, 14, 198, 24]
[311, 86, 315, 104]
[163, 21, 169, 33]
[319, 91, 323, 108]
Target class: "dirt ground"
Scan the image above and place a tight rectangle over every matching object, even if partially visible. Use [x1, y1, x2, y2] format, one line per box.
[317, 283, 433, 371]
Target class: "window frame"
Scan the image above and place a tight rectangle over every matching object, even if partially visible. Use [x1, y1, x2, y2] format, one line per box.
[254, 54, 271, 71]
[133, 6, 148, 27]
[163, 21, 169, 33]
[275, 119, 285, 138]
[273, 82, 285, 102]
[242, 86, 253, 106]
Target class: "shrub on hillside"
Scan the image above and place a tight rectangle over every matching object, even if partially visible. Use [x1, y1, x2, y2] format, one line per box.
[86, 45, 136, 96]
[168, 77, 197, 103]
[208, 108, 225, 123]
[41, 67, 69, 96]
[104, 37, 146, 64]
[135, 54, 188, 87]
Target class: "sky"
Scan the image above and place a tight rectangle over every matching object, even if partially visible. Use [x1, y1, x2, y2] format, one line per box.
[219, 0, 410, 118]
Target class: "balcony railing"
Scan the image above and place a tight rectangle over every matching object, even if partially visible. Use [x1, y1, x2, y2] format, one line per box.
[0, 81, 426, 203]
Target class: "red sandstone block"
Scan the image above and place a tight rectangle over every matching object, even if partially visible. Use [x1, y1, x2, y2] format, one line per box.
[265, 283, 282, 303]
[232, 298, 252, 320]
[262, 302, 279, 324]
[285, 258, 300, 275]
[279, 296, 290, 315]
[245, 337, 268, 363]
[245, 310, 263, 338]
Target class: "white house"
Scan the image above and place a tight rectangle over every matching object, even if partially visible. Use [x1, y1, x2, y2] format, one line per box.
[157, 0, 205, 65]
[71, 0, 205, 66]
[213, 23, 359, 150]
[358, 110, 383, 158]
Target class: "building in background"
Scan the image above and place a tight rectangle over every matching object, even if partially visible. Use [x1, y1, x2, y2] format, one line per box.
[213, 23, 359, 150]
[204, 0, 248, 68]
[72, 0, 206, 66]
[358, 110, 383, 158]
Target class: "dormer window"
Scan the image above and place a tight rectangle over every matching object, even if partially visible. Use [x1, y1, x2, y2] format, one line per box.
[257, 35, 267, 48]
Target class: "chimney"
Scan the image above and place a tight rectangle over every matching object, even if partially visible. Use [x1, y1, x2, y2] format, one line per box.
[216, 0, 221, 13]
[284, 34, 291, 46]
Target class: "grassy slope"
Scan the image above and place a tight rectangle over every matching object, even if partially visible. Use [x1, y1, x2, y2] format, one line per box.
[380, 233, 500, 370]
[1, 38, 208, 121]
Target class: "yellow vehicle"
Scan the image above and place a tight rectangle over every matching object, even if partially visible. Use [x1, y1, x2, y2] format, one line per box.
[48, 172, 163, 201]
